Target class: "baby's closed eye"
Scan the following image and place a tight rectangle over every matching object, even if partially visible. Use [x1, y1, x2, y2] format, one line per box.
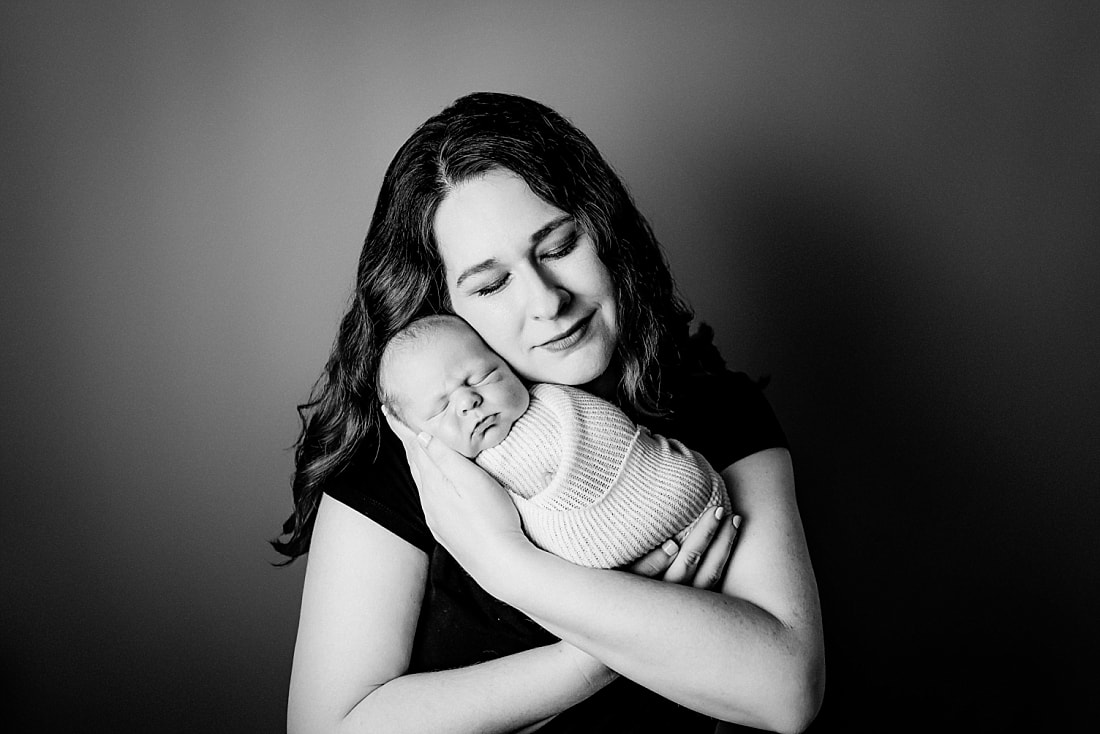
[472, 369, 497, 385]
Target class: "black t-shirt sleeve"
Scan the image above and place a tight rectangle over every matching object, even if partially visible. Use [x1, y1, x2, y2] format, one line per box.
[323, 426, 435, 554]
[652, 370, 789, 473]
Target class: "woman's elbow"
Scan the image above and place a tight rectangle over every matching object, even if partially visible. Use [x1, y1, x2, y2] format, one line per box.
[286, 703, 333, 734]
[719, 646, 824, 733]
[769, 651, 826, 734]
[286, 692, 349, 734]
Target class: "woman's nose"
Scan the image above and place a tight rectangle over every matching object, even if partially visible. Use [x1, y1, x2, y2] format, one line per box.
[527, 270, 571, 321]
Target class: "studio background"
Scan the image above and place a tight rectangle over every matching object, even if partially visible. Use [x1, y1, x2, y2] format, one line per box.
[3, 2, 1097, 731]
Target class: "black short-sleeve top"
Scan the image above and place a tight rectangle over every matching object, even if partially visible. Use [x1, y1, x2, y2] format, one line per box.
[324, 370, 787, 732]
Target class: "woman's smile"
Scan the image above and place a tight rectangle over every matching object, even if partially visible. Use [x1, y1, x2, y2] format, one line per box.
[435, 170, 620, 387]
[535, 312, 594, 352]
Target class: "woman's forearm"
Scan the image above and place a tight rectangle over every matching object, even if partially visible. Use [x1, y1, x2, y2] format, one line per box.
[288, 496, 617, 734]
[489, 549, 818, 731]
[472, 450, 825, 733]
[335, 641, 616, 734]
[403, 434, 823, 731]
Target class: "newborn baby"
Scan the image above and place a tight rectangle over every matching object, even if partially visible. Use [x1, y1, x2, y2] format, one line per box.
[377, 314, 731, 568]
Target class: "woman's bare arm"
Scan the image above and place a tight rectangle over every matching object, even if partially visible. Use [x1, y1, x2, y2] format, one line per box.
[527, 449, 823, 732]
[286, 493, 617, 734]
[415, 442, 825, 733]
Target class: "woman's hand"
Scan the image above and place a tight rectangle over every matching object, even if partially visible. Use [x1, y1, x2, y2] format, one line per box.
[626, 506, 742, 589]
[382, 408, 530, 582]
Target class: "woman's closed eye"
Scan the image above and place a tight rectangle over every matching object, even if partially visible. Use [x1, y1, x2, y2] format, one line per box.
[473, 275, 509, 297]
[539, 230, 580, 261]
[471, 232, 581, 297]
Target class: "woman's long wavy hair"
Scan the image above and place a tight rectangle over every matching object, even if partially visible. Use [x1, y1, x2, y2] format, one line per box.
[272, 92, 715, 561]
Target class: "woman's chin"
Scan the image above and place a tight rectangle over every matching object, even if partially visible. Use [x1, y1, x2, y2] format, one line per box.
[527, 354, 616, 394]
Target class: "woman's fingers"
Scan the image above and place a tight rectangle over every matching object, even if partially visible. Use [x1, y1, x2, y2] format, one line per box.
[662, 507, 736, 586]
[655, 508, 743, 589]
[692, 513, 741, 589]
[413, 431, 468, 496]
[405, 431, 527, 580]
[624, 508, 743, 587]
[624, 540, 681, 578]
[382, 404, 424, 479]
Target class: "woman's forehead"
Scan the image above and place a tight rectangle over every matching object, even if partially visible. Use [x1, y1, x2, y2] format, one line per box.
[434, 171, 565, 271]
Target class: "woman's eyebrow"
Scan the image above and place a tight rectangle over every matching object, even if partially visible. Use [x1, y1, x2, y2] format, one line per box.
[529, 214, 573, 246]
[453, 215, 573, 289]
[455, 258, 499, 290]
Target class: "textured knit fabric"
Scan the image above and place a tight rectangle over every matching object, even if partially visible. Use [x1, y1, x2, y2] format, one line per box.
[476, 383, 731, 568]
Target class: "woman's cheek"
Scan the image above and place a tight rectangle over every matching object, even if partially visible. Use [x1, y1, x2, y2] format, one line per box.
[467, 302, 524, 365]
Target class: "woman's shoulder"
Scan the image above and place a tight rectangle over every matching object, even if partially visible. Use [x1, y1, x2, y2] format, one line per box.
[675, 367, 768, 405]
[322, 427, 434, 553]
[654, 367, 789, 472]
[667, 367, 777, 424]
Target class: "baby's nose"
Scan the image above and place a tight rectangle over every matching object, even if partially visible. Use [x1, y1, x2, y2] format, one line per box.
[456, 387, 482, 414]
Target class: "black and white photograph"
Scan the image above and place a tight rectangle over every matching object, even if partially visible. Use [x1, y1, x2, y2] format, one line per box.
[3, 2, 1097, 731]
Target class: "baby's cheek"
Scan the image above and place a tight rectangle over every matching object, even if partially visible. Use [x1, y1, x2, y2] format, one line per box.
[509, 382, 531, 416]
[460, 436, 480, 458]
[439, 424, 471, 457]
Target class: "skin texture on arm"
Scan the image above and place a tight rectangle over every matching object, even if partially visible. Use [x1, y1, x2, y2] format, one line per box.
[517, 449, 824, 732]
[412, 439, 825, 734]
[286, 493, 617, 734]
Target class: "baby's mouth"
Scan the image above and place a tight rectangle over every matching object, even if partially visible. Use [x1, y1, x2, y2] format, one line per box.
[472, 414, 496, 439]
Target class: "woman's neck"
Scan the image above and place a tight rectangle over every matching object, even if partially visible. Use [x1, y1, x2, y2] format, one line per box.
[580, 366, 620, 404]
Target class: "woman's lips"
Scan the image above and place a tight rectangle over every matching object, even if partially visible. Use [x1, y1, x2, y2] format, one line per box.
[538, 313, 593, 352]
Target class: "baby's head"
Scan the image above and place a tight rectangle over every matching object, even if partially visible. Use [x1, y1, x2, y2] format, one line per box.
[378, 315, 530, 458]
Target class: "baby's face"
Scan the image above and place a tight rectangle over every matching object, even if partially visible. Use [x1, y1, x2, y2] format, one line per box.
[388, 324, 530, 457]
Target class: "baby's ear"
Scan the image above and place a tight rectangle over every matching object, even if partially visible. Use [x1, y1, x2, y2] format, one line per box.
[380, 401, 402, 428]
[380, 401, 403, 423]
[380, 402, 399, 425]
[381, 403, 418, 443]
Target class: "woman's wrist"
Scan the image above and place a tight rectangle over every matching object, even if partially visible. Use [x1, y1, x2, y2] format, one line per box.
[557, 640, 619, 692]
[474, 532, 547, 600]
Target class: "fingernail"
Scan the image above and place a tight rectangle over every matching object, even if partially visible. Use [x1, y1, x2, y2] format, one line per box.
[662, 539, 679, 556]
[417, 431, 431, 447]
[714, 506, 725, 521]
[732, 515, 742, 529]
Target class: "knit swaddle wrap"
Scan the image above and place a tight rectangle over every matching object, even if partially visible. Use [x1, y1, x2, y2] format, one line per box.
[476, 383, 731, 568]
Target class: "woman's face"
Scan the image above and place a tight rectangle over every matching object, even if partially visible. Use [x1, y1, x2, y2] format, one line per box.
[434, 170, 619, 387]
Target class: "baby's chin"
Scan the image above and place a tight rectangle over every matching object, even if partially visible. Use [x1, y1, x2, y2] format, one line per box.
[468, 419, 514, 458]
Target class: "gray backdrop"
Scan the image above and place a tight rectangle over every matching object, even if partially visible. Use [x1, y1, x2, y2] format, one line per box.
[3, 2, 1097, 730]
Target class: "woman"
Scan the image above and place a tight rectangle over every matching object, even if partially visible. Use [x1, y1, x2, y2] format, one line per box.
[274, 92, 824, 733]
